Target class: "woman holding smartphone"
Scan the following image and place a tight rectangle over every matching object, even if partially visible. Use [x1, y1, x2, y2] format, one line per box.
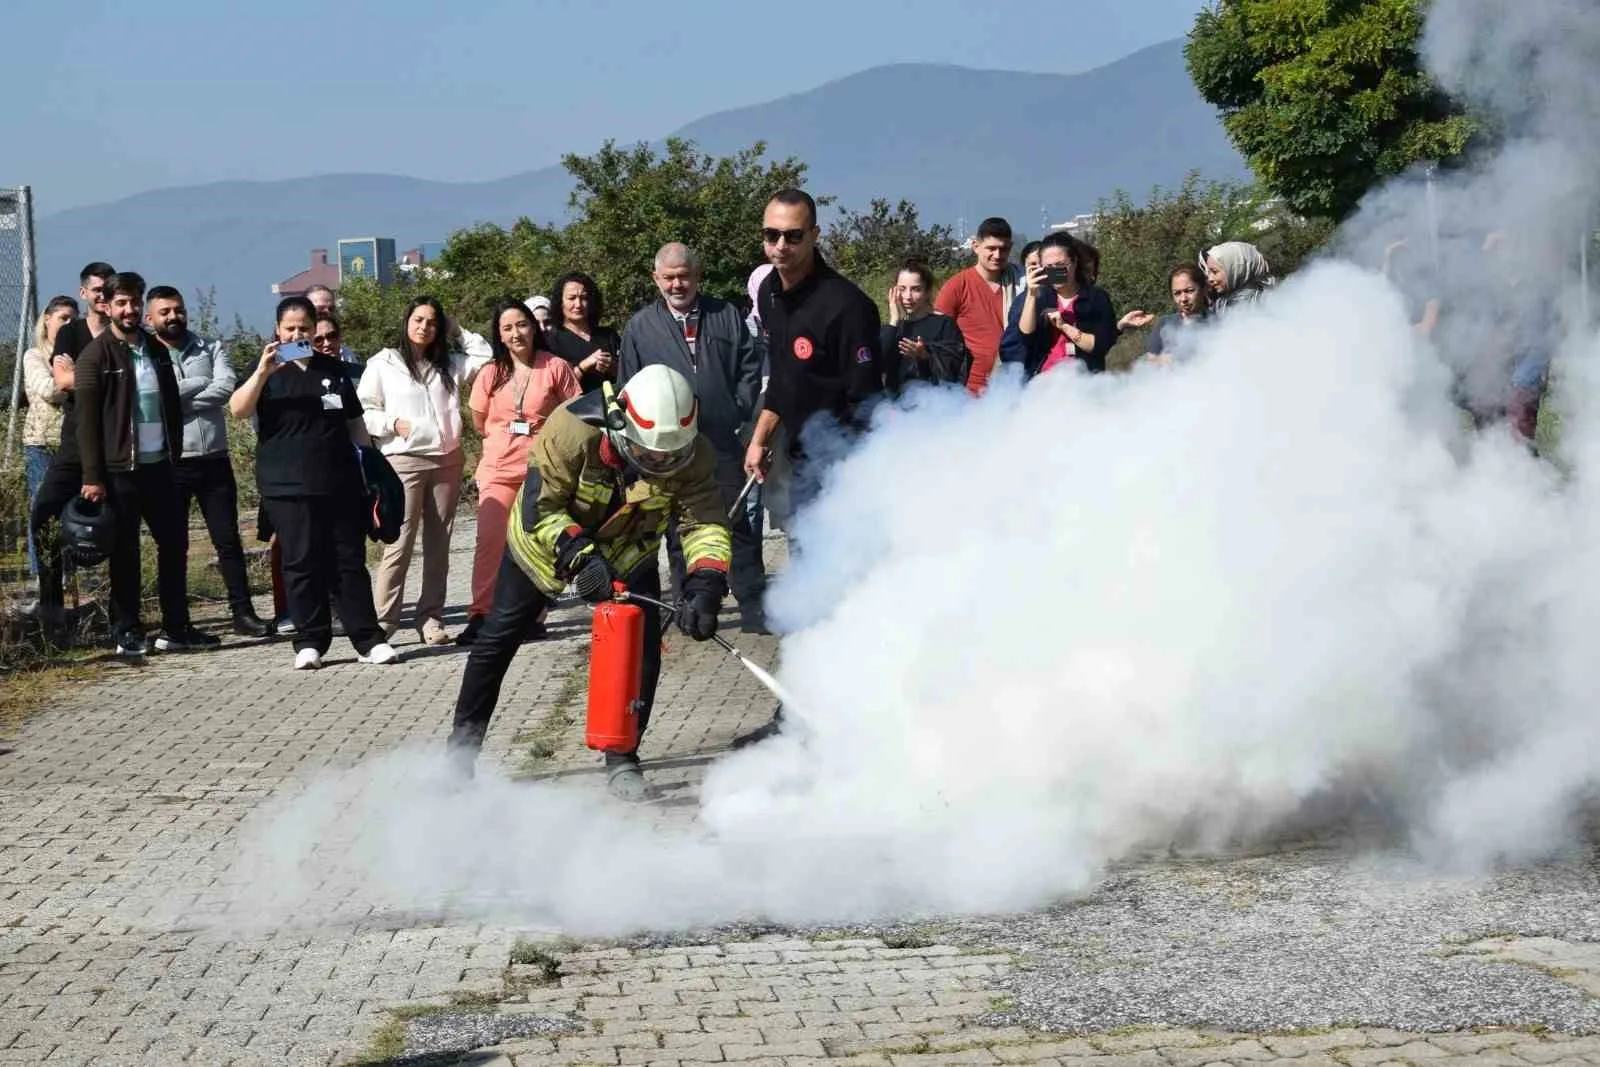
[999, 230, 1120, 379]
[229, 296, 395, 670]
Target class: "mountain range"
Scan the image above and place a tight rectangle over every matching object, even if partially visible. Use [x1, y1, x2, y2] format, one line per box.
[36, 38, 1245, 330]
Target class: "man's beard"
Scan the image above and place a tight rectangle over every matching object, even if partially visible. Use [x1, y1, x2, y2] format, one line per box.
[155, 323, 186, 343]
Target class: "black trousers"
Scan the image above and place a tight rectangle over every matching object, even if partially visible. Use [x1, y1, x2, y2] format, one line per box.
[30, 454, 84, 618]
[106, 462, 190, 639]
[173, 453, 252, 614]
[449, 554, 662, 762]
[666, 449, 765, 606]
[263, 493, 384, 655]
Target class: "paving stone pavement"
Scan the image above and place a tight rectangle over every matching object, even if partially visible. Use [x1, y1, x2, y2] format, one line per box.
[2, 511, 1599, 1067]
[0, 512, 783, 1066]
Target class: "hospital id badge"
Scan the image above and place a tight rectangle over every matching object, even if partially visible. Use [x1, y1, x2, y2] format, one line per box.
[321, 393, 344, 411]
[508, 420, 531, 436]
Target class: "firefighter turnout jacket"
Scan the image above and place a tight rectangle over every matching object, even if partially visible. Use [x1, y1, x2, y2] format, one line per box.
[506, 392, 732, 596]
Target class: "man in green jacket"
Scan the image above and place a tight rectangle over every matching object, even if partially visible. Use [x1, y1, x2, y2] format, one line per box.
[447, 364, 732, 801]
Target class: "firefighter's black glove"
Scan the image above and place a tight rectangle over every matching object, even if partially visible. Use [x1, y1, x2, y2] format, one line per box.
[555, 530, 613, 603]
[553, 528, 595, 578]
[675, 569, 727, 641]
[572, 555, 615, 604]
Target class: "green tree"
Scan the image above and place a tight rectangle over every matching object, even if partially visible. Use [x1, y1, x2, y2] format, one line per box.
[823, 198, 962, 282]
[416, 139, 818, 330]
[1186, 0, 1480, 220]
[1093, 172, 1334, 321]
[190, 286, 221, 337]
[335, 275, 422, 358]
[557, 138, 819, 317]
[428, 218, 564, 332]
[221, 313, 265, 379]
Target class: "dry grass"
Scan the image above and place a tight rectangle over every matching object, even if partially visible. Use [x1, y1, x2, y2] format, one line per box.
[0, 653, 97, 742]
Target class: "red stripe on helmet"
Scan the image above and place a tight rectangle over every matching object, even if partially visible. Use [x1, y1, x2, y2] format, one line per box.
[680, 398, 698, 428]
[623, 394, 656, 429]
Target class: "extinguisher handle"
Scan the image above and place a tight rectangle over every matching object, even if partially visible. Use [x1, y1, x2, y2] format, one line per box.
[610, 579, 628, 600]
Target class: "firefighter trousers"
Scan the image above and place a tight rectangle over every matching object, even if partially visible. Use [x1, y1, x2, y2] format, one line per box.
[448, 551, 663, 764]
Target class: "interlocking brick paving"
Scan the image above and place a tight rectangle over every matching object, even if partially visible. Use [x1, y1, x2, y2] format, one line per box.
[3, 515, 1598, 1067]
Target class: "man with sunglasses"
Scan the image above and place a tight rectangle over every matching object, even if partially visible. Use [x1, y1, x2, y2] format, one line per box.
[736, 189, 886, 749]
[743, 189, 887, 506]
[29, 262, 115, 637]
[147, 286, 270, 637]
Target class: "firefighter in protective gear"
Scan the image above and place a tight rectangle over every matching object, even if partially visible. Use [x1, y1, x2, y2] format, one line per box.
[447, 364, 732, 801]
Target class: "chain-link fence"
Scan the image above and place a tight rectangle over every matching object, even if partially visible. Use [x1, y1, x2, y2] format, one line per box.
[0, 186, 38, 585]
[0, 187, 38, 456]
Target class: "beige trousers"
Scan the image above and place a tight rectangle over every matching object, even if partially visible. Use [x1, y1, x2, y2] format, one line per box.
[372, 450, 465, 633]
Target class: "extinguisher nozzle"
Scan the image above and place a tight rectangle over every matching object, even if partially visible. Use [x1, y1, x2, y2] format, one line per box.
[610, 589, 794, 709]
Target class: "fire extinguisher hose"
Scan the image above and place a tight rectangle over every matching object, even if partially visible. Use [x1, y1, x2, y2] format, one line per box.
[608, 588, 797, 709]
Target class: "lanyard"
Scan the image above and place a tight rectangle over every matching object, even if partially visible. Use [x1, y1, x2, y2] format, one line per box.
[512, 365, 533, 420]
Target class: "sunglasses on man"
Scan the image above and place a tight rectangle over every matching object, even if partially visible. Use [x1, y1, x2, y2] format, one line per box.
[762, 227, 810, 246]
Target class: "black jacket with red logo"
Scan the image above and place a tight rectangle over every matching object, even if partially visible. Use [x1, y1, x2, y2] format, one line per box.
[757, 255, 885, 442]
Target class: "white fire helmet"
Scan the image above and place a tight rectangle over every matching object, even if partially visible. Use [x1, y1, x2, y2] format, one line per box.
[610, 364, 699, 477]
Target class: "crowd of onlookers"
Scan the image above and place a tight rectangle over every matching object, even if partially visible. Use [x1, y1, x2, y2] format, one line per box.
[13, 204, 1552, 666]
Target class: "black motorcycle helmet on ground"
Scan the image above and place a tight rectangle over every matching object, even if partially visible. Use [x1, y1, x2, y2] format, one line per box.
[59, 496, 115, 566]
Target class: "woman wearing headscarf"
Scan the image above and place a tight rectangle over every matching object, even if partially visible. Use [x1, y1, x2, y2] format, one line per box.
[1201, 241, 1276, 317]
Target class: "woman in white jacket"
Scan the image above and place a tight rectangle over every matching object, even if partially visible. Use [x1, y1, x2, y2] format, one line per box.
[358, 297, 490, 644]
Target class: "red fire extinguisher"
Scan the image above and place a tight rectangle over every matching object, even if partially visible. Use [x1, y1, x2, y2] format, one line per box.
[586, 584, 644, 753]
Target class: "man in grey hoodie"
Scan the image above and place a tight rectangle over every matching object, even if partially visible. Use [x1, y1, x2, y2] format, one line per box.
[146, 286, 271, 637]
[618, 243, 768, 633]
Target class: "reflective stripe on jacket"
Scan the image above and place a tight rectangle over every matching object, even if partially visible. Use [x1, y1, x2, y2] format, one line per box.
[505, 401, 731, 595]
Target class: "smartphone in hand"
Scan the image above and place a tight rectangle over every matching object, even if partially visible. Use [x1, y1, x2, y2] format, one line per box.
[275, 341, 313, 362]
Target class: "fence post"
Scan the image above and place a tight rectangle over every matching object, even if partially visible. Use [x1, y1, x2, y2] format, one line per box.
[3, 185, 38, 468]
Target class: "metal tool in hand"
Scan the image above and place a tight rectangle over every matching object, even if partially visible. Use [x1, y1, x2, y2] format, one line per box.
[612, 588, 795, 708]
[727, 447, 771, 520]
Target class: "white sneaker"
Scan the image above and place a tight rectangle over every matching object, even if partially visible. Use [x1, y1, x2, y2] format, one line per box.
[358, 642, 399, 665]
[294, 648, 323, 670]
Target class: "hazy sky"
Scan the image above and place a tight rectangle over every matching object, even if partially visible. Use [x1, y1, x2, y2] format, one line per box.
[4, 0, 1206, 216]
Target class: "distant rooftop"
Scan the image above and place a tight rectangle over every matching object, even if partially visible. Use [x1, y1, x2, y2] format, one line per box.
[272, 248, 339, 297]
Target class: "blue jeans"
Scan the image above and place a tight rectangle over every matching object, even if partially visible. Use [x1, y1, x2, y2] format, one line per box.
[22, 445, 53, 577]
[745, 482, 764, 542]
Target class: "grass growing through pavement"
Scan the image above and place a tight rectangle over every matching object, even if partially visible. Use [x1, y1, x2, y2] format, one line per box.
[507, 938, 565, 985]
[343, 996, 503, 1066]
[512, 650, 589, 774]
[343, 945, 571, 1067]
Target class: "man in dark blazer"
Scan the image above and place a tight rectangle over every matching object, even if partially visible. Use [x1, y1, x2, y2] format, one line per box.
[618, 242, 768, 633]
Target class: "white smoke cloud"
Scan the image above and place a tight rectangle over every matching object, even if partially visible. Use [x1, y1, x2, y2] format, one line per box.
[204, 0, 1600, 937]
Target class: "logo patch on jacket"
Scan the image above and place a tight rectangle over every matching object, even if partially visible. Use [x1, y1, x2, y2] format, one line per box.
[855, 345, 873, 365]
[793, 336, 814, 361]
